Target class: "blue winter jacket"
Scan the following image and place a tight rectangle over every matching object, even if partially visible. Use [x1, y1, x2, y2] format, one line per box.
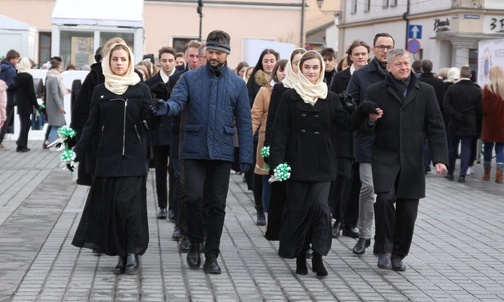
[166, 62, 253, 164]
[0, 60, 17, 107]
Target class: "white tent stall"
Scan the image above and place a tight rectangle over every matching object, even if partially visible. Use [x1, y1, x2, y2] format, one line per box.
[0, 15, 36, 59]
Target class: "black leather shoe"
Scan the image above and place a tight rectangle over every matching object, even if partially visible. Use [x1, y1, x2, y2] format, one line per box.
[114, 256, 126, 275]
[179, 236, 190, 253]
[353, 238, 371, 255]
[187, 243, 201, 269]
[392, 257, 406, 271]
[296, 255, 307, 275]
[203, 257, 222, 274]
[458, 176, 465, 183]
[168, 209, 175, 221]
[445, 174, 454, 181]
[256, 211, 266, 226]
[332, 221, 342, 238]
[157, 208, 167, 219]
[172, 226, 182, 240]
[312, 253, 328, 278]
[125, 253, 139, 274]
[377, 253, 392, 269]
[342, 225, 359, 238]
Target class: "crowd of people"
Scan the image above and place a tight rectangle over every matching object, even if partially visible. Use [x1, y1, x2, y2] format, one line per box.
[0, 29, 503, 279]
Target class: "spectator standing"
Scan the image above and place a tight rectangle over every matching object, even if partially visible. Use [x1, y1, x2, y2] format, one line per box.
[443, 66, 482, 183]
[0, 49, 20, 150]
[14, 57, 39, 152]
[45, 60, 68, 145]
[481, 65, 504, 183]
[320, 47, 336, 86]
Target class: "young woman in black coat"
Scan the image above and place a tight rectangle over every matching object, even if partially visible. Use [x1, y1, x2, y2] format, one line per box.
[269, 51, 381, 278]
[72, 39, 158, 275]
[15, 57, 39, 152]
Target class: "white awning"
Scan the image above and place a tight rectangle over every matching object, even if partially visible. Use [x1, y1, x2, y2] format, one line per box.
[51, 0, 144, 28]
[0, 15, 33, 31]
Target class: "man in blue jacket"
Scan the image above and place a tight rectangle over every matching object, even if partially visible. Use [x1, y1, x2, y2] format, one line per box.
[152, 30, 253, 274]
[0, 49, 20, 150]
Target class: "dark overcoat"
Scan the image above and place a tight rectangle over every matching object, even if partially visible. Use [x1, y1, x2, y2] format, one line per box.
[14, 73, 38, 115]
[269, 89, 368, 182]
[367, 74, 448, 199]
[443, 79, 482, 137]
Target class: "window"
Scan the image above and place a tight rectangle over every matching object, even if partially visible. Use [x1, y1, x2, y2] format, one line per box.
[351, 0, 357, 14]
[391, 0, 398, 6]
[383, 0, 389, 7]
[173, 38, 194, 53]
[60, 31, 94, 69]
[38, 32, 51, 66]
[365, 0, 371, 12]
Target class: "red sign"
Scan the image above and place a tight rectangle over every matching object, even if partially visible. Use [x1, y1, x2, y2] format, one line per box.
[407, 39, 421, 54]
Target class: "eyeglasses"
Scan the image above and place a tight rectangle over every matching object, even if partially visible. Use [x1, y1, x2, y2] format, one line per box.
[374, 45, 394, 52]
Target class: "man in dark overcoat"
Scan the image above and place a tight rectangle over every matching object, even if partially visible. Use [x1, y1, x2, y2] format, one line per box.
[366, 49, 448, 271]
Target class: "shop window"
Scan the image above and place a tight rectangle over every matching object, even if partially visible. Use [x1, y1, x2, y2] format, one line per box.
[38, 32, 51, 66]
[173, 38, 195, 53]
[100, 32, 135, 50]
[60, 31, 94, 69]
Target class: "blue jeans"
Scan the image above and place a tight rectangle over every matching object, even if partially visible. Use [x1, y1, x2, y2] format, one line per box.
[483, 141, 504, 168]
[448, 135, 473, 177]
[49, 126, 61, 144]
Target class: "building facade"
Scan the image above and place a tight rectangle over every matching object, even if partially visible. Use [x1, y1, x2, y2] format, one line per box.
[338, 0, 504, 72]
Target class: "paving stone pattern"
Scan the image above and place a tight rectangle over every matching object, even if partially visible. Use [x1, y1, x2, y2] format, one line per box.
[1, 140, 504, 301]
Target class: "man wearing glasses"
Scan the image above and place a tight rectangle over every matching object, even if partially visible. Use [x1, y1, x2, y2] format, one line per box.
[346, 33, 394, 257]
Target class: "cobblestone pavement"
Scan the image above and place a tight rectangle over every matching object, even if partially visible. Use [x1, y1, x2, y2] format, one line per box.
[1, 140, 504, 301]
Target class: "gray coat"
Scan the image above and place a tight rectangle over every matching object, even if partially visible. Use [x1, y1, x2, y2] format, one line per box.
[46, 76, 66, 126]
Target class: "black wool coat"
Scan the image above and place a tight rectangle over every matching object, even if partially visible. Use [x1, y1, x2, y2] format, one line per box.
[74, 83, 158, 177]
[330, 67, 353, 158]
[443, 79, 482, 137]
[269, 89, 368, 182]
[367, 74, 448, 199]
[15, 73, 39, 115]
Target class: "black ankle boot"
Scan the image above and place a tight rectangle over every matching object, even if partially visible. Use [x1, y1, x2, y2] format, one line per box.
[187, 242, 201, 269]
[114, 256, 126, 275]
[296, 255, 307, 275]
[125, 253, 139, 274]
[312, 252, 328, 278]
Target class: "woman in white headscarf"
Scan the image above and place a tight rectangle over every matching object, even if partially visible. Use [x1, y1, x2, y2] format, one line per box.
[269, 51, 381, 278]
[72, 38, 158, 275]
[45, 59, 69, 145]
[14, 57, 39, 152]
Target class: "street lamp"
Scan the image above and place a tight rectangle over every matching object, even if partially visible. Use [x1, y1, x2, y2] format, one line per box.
[197, 0, 203, 41]
[316, 0, 341, 17]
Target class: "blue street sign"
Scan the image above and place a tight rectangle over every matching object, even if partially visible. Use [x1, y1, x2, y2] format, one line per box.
[407, 39, 421, 54]
[408, 25, 422, 39]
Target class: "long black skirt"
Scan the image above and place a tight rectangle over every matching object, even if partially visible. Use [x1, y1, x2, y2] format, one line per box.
[72, 176, 149, 256]
[264, 180, 287, 241]
[278, 180, 332, 259]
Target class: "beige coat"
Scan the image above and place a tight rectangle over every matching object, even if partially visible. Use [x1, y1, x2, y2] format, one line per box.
[251, 85, 273, 175]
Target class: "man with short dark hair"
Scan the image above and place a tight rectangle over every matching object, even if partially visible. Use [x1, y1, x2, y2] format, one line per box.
[0, 49, 20, 150]
[367, 49, 448, 271]
[152, 30, 253, 274]
[412, 59, 423, 78]
[320, 47, 337, 86]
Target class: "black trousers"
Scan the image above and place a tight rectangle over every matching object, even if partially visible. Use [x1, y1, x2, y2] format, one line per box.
[152, 145, 174, 210]
[330, 158, 359, 227]
[374, 190, 419, 259]
[0, 106, 14, 143]
[16, 114, 32, 148]
[184, 159, 231, 258]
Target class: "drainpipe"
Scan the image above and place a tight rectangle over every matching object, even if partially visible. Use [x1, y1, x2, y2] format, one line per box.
[403, 0, 410, 49]
[301, 0, 305, 48]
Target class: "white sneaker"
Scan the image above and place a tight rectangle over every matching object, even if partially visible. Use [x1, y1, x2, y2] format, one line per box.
[466, 166, 473, 175]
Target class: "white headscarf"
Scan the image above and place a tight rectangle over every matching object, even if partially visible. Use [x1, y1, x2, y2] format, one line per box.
[283, 48, 305, 89]
[18, 57, 32, 74]
[102, 42, 140, 95]
[293, 51, 328, 106]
